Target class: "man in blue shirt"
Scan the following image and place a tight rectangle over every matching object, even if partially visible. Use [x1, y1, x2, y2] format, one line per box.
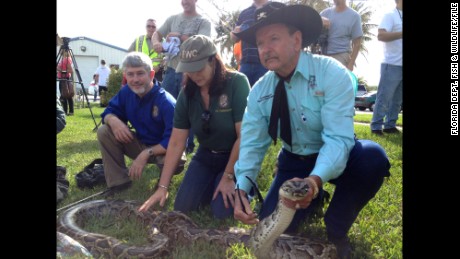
[233, 3, 390, 258]
[97, 52, 184, 193]
[230, 0, 268, 86]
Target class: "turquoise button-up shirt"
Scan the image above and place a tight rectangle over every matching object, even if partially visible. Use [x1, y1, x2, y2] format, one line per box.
[235, 51, 356, 193]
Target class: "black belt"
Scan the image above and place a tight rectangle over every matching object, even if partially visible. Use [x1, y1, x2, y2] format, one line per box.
[283, 149, 318, 161]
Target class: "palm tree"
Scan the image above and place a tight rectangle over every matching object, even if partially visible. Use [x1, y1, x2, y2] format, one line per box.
[349, 1, 377, 62]
[285, 0, 329, 11]
[213, 10, 240, 56]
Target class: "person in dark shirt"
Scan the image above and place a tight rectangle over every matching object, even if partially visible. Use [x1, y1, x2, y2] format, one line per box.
[139, 35, 251, 219]
[230, 0, 269, 86]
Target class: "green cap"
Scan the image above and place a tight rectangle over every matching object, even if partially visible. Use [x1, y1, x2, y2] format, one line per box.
[176, 35, 217, 73]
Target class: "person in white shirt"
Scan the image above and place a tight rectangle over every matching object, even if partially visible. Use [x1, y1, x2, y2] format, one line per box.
[370, 0, 403, 135]
[95, 59, 111, 107]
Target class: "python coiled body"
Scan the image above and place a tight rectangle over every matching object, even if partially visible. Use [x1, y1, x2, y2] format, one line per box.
[57, 181, 337, 259]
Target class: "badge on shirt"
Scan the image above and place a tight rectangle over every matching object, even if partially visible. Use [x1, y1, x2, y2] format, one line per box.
[219, 94, 229, 108]
[308, 75, 317, 88]
[152, 105, 159, 118]
[314, 91, 325, 96]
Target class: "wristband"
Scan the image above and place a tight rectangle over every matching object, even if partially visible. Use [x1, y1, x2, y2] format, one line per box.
[158, 184, 168, 191]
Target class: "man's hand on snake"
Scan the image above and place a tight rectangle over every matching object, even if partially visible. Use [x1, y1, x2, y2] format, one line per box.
[280, 178, 315, 210]
[233, 189, 259, 225]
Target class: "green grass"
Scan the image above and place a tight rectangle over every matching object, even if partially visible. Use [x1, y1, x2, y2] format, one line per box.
[57, 103, 402, 259]
[354, 112, 403, 127]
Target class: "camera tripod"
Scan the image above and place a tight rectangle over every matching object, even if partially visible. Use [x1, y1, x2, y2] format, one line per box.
[56, 37, 98, 130]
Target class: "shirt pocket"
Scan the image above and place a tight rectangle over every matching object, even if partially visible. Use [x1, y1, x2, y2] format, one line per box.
[300, 93, 324, 132]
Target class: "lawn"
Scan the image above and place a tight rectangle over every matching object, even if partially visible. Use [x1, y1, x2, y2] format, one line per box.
[353, 112, 403, 127]
[57, 103, 402, 259]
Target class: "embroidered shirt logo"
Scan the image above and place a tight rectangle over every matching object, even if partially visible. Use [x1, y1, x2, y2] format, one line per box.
[257, 12, 267, 21]
[308, 75, 317, 88]
[219, 94, 229, 108]
[152, 106, 159, 117]
[314, 91, 324, 96]
[258, 94, 274, 102]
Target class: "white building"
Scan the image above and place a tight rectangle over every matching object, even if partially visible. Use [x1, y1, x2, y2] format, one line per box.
[56, 36, 127, 93]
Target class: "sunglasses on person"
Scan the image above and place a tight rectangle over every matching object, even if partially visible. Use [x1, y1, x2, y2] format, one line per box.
[146, 25, 156, 29]
[236, 176, 265, 216]
[201, 110, 212, 134]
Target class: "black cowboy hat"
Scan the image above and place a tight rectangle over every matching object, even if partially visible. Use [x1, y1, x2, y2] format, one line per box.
[234, 2, 322, 48]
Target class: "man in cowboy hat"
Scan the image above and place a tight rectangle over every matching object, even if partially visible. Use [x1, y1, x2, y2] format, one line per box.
[232, 2, 391, 258]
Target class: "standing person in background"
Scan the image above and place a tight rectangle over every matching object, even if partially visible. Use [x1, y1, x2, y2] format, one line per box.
[89, 74, 98, 102]
[57, 49, 74, 116]
[233, 3, 390, 258]
[95, 59, 111, 107]
[152, 0, 212, 154]
[230, 0, 268, 87]
[128, 18, 164, 81]
[139, 35, 250, 219]
[320, 0, 363, 71]
[370, 0, 403, 135]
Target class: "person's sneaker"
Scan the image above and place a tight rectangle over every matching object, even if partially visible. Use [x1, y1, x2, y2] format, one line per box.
[68, 112, 74, 116]
[371, 129, 383, 135]
[383, 127, 401, 134]
[104, 181, 132, 196]
[329, 236, 352, 259]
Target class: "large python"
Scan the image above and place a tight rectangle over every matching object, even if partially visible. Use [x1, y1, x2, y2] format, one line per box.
[57, 181, 337, 258]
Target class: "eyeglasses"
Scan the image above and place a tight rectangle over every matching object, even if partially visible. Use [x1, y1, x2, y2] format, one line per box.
[146, 25, 156, 29]
[236, 176, 265, 215]
[201, 110, 211, 134]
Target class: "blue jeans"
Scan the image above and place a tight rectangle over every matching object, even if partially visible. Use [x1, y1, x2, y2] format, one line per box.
[239, 62, 268, 87]
[371, 63, 403, 130]
[174, 147, 234, 219]
[162, 67, 183, 99]
[258, 139, 390, 239]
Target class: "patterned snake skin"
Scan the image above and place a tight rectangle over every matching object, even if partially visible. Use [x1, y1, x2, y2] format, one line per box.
[57, 185, 337, 259]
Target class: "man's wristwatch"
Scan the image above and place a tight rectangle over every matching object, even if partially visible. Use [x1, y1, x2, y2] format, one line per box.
[147, 148, 154, 156]
[225, 172, 234, 180]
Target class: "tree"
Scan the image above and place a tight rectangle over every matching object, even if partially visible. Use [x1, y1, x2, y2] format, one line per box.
[101, 68, 123, 107]
[284, 0, 329, 11]
[349, 1, 377, 62]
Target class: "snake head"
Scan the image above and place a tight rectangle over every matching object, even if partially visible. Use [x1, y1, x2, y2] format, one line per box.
[279, 180, 309, 201]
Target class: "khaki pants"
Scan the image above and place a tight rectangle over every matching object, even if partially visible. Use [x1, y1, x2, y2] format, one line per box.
[97, 124, 185, 187]
[326, 52, 350, 68]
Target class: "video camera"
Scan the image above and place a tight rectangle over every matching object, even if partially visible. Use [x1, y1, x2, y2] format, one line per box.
[61, 37, 71, 50]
